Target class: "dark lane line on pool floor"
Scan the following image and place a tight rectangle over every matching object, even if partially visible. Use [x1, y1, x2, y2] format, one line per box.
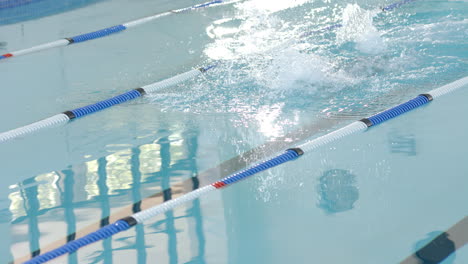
[401, 216, 468, 264]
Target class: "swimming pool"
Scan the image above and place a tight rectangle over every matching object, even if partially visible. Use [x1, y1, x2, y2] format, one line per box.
[0, 0, 467, 263]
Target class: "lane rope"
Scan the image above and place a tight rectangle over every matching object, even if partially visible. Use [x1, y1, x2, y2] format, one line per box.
[0, 65, 215, 143]
[0, 0, 224, 60]
[24, 75, 468, 264]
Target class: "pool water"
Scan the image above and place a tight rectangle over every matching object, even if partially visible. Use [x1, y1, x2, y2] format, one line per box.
[0, 0, 467, 263]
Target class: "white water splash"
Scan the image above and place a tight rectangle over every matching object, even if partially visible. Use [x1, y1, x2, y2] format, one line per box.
[336, 3, 386, 54]
[259, 48, 357, 92]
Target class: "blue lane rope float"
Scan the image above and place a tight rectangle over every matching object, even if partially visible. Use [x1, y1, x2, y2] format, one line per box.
[66, 25, 127, 44]
[364, 94, 431, 126]
[0, 66, 215, 143]
[0, 0, 224, 60]
[66, 89, 143, 119]
[24, 75, 468, 264]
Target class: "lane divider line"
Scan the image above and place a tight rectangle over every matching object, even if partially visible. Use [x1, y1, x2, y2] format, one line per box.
[0, 66, 215, 143]
[0, 0, 224, 60]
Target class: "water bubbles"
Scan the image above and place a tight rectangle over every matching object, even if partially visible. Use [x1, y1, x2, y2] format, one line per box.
[256, 170, 285, 202]
[317, 169, 359, 214]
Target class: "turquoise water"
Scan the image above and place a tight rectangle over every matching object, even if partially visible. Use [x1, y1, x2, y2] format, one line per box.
[0, 0, 467, 263]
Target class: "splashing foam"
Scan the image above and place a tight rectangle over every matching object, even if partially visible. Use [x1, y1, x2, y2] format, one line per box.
[336, 4, 386, 54]
[263, 49, 327, 90]
[259, 48, 358, 92]
[156, 2, 395, 117]
[204, 0, 358, 95]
